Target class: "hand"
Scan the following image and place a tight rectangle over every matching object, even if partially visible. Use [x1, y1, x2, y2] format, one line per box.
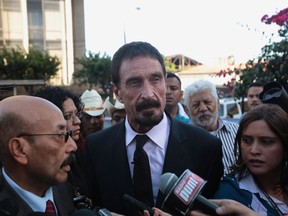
[188, 199, 260, 216]
[213, 199, 260, 216]
[143, 208, 172, 216]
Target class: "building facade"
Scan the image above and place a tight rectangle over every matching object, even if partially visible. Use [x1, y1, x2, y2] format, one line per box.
[0, 0, 85, 85]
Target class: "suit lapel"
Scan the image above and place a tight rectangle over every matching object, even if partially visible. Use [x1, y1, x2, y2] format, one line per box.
[156, 118, 189, 207]
[163, 117, 188, 175]
[113, 123, 134, 197]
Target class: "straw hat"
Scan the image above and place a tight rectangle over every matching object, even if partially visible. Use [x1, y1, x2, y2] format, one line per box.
[80, 89, 105, 116]
[104, 97, 125, 116]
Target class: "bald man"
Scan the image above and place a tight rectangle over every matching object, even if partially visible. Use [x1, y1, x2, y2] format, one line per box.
[0, 96, 77, 215]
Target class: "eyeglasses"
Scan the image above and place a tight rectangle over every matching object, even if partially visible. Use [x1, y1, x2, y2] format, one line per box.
[17, 129, 72, 143]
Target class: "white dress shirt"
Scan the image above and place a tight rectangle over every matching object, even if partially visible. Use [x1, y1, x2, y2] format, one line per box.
[126, 113, 170, 204]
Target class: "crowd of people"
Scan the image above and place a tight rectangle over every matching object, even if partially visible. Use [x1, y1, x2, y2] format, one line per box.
[0, 41, 287, 216]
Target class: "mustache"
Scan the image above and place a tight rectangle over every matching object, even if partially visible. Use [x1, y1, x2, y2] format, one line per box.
[61, 153, 76, 167]
[136, 99, 161, 111]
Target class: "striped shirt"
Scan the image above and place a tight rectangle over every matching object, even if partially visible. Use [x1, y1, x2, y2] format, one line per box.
[210, 119, 238, 175]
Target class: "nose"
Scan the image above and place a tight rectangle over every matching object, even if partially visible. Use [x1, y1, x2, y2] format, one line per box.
[250, 143, 260, 155]
[90, 116, 98, 124]
[141, 80, 154, 98]
[66, 136, 77, 152]
[73, 116, 81, 124]
[198, 102, 208, 111]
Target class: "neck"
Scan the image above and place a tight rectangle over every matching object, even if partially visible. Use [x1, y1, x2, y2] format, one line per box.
[165, 105, 178, 117]
[255, 175, 288, 203]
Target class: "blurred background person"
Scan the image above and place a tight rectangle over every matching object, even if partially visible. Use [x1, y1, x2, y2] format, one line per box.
[104, 96, 126, 125]
[165, 72, 190, 123]
[184, 80, 238, 175]
[34, 86, 89, 202]
[214, 103, 288, 215]
[247, 82, 264, 110]
[80, 89, 106, 137]
[241, 82, 264, 120]
[0, 96, 76, 215]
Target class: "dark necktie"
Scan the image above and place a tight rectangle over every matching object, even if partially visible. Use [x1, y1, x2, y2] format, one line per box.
[133, 134, 154, 207]
[45, 200, 56, 216]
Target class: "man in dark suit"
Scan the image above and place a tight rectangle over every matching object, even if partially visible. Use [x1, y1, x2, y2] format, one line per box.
[85, 41, 223, 215]
[0, 96, 76, 215]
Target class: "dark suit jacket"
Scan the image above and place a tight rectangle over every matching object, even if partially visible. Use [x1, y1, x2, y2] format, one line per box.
[0, 170, 75, 216]
[85, 114, 223, 215]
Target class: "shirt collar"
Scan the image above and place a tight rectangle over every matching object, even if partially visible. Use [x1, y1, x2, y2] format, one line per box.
[125, 113, 169, 149]
[238, 171, 283, 204]
[2, 167, 54, 211]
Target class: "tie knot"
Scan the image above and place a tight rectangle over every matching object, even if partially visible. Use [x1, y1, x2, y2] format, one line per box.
[45, 200, 56, 216]
[135, 134, 149, 149]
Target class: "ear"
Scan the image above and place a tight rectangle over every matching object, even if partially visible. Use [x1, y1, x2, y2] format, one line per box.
[8, 138, 29, 165]
[111, 82, 123, 103]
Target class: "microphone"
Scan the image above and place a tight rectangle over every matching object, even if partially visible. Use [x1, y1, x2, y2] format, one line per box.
[0, 198, 19, 216]
[122, 194, 154, 216]
[93, 207, 113, 216]
[159, 169, 219, 216]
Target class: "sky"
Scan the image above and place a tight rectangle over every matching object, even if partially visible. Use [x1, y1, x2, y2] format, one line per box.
[84, 0, 287, 65]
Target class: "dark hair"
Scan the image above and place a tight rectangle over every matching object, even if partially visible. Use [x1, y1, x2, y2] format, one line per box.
[33, 86, 83, 112]
[111, 41, 166, 87]
[248, 82, 263, 89]
[232, 103, 288, 188]
[166, 72, 181, 85]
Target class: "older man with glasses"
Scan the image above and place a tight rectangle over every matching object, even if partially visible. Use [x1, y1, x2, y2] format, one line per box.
[0, 95, 77, 215]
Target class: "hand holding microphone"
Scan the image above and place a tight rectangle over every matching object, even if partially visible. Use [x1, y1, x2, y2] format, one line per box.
[159, 169, 219, 216]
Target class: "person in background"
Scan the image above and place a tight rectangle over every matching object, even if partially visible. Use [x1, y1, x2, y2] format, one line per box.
[85, 41, 223, 215]
[184, 80, 238, 175]
[104, 96, 126, 125]
[165, 72, 190, 123]
[0, 96, 76, 215]
[80, 89, 106, 137]
[247, 82, 264, 110]
[34, 86, 89, 203]
[214, 104, 288, 215]
[240, 82, 264, 120]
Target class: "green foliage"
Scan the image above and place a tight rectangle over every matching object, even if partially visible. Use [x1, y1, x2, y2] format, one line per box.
[164, 56, 177, 72]
[74, 51, 111, 94]
[0, 46, 60, 80]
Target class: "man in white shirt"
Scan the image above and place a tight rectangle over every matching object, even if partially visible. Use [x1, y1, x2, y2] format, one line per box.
[184, 80, 238, 175]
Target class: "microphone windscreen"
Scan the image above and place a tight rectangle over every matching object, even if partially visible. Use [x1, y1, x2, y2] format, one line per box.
[71, 208, 96, 216]
[159, 172, 178, 195]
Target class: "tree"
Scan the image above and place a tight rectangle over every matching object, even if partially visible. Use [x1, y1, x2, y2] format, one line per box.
[0, 46, 60, 94]
[164, 56, 177, 72]
[74, 51, 112, 95]
[216, 7, 288, 99]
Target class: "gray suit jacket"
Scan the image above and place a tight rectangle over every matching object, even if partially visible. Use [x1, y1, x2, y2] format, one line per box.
[85, 114, 223, 215]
